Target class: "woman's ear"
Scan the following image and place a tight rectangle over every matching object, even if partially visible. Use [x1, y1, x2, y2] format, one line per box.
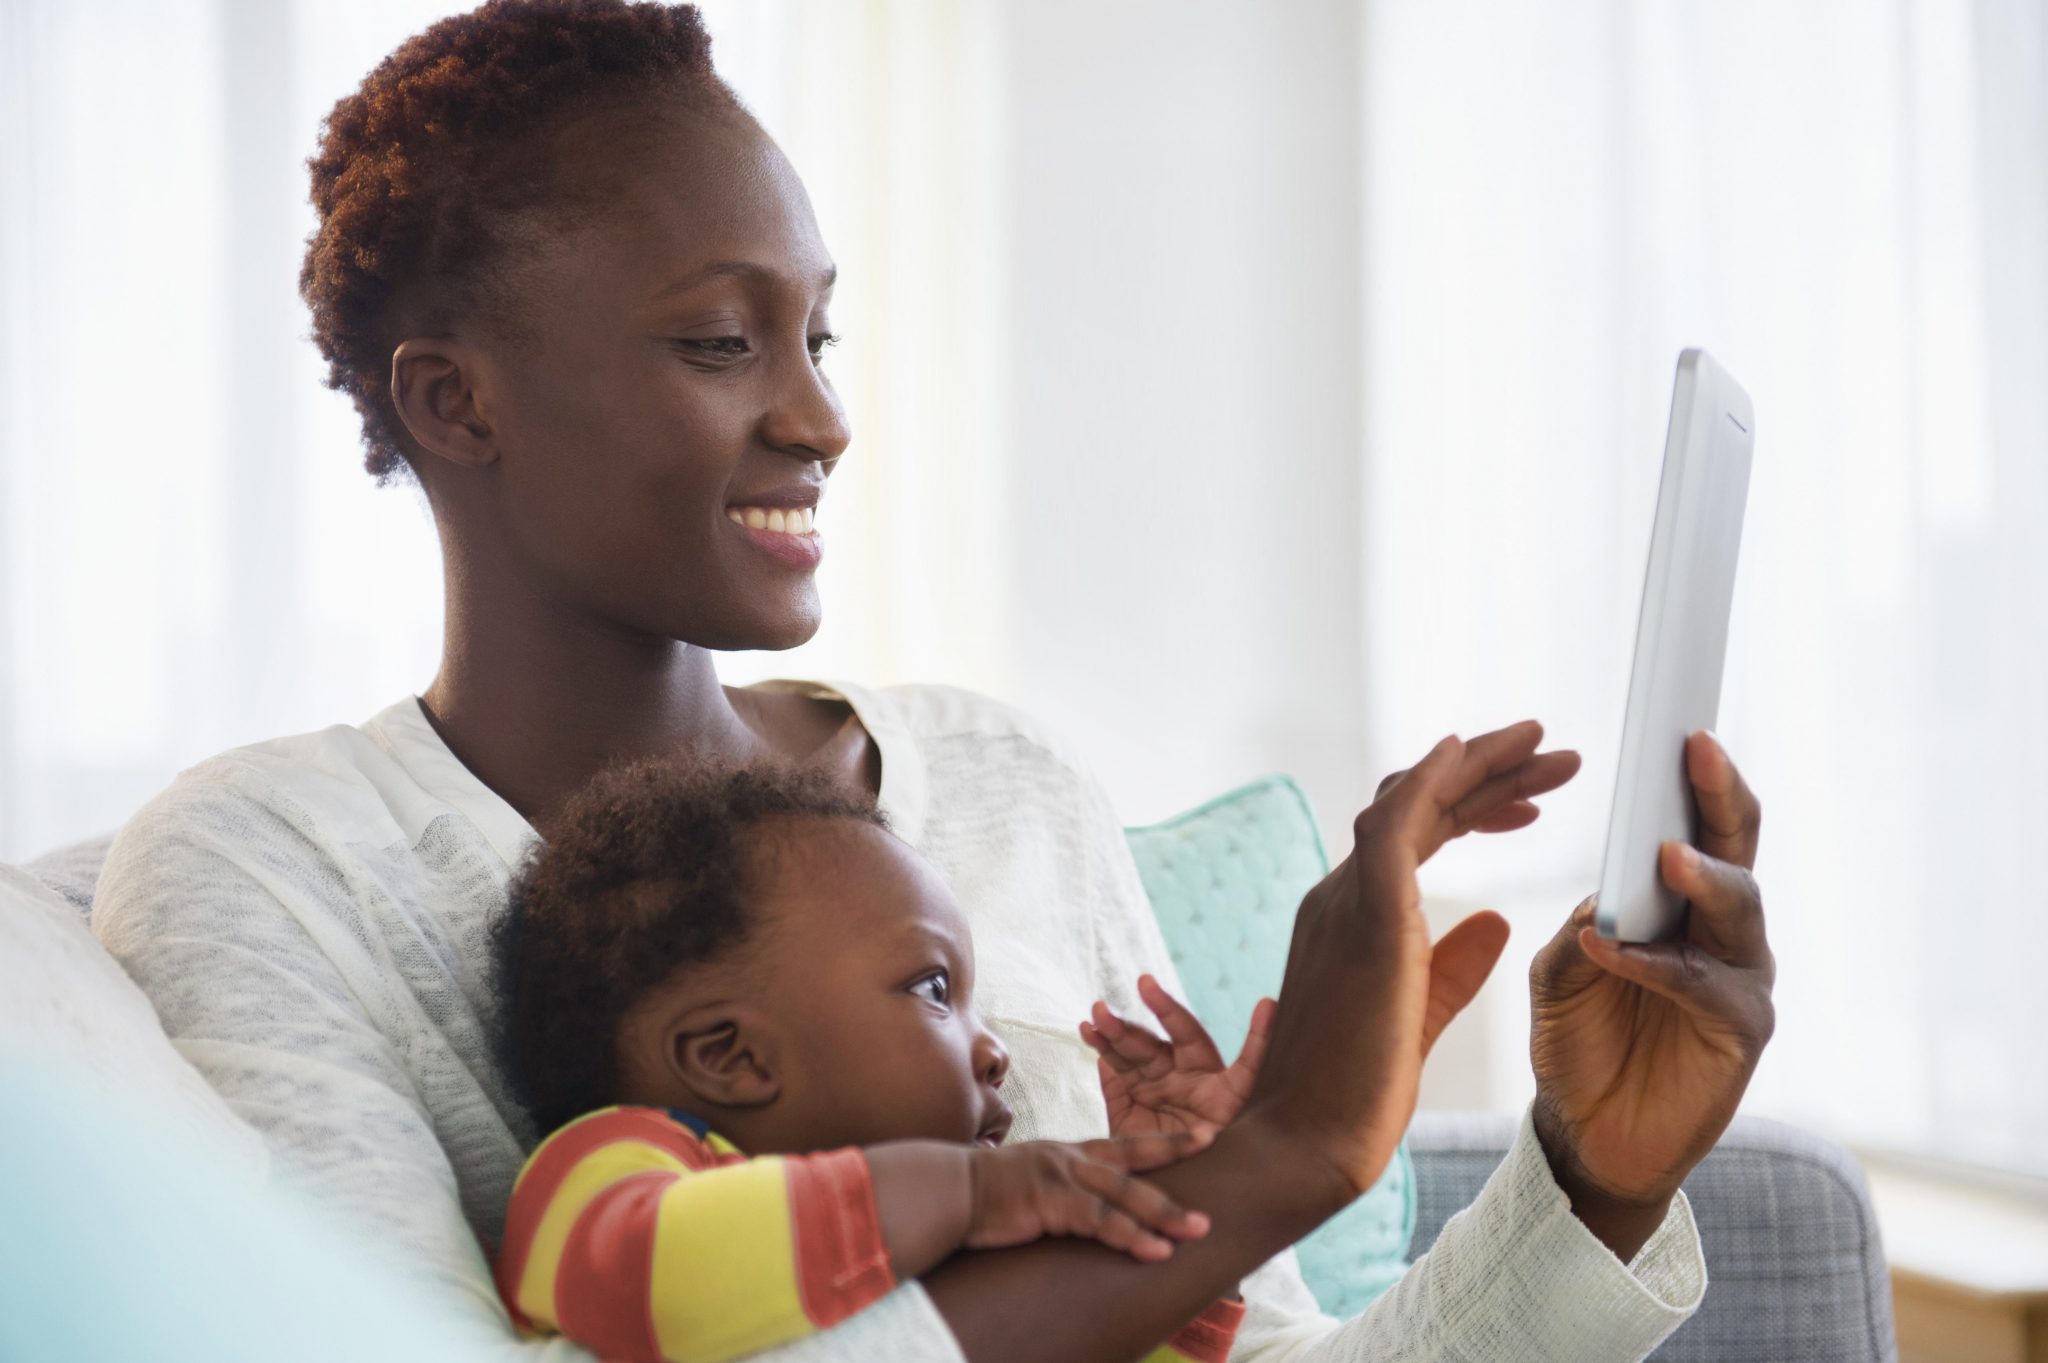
[389, 336, 499, 471]
[671, 1013, 781, 1111]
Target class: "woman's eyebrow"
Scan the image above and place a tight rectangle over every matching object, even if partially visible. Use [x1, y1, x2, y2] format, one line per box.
[646, 259, 837, 302]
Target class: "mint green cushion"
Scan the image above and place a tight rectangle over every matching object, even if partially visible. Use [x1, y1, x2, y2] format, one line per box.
[1125, 775, 1414, 1315]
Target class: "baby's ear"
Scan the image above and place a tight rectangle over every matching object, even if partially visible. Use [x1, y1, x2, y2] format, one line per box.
[672, 1012, 781, 1111]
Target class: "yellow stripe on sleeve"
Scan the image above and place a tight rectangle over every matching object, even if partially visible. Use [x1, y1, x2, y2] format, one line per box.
[515, 1137, 692, 1330]
[647, 1155, 809, 1363]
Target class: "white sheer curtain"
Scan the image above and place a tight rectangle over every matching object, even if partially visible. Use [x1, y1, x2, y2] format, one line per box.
[0, 0, 1007, 861]
[5, 0, 2042, 1180]
[1360, 0, 2048, 1178]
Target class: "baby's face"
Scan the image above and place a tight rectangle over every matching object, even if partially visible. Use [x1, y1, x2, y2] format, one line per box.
[639, 818, 1013, 1154]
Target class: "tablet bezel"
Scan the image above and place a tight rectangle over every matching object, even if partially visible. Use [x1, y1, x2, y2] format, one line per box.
[1595, 349, 1755, 942]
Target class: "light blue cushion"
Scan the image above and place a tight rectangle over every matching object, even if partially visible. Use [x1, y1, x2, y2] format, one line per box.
[0, 1059, 485, 1363]
[1126, 774, 1415, 1315]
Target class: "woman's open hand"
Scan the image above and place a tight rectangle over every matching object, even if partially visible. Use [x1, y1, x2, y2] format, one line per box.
[1245, 721, 1579, 1202]
[1528, 731, 1776, 1259]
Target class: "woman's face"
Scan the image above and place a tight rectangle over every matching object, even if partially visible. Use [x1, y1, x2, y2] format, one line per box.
[462, 103, 849, 652]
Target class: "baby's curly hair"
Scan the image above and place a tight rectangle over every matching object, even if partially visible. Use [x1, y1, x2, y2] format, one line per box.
[492, 759, 887, 1135]
[300, 0, 741, 482]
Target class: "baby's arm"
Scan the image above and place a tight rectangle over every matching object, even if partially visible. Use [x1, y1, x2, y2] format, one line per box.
[501, 1109, 1214, 1363]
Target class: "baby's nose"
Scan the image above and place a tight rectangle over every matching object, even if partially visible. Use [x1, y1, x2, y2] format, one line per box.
[975, 1027, 1010, 1089]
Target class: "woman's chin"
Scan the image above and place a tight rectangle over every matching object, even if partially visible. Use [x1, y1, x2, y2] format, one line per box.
[692, 598, 822, 654]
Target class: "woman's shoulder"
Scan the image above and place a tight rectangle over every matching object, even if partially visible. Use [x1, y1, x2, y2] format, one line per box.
[95, 698, 480, 914]
[118, 705, 419, 843]
[838, 680, 1091, 771]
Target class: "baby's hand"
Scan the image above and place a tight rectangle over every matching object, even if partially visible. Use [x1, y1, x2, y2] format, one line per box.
[964, 1131, 1213, 1262]
[1080, 975, 1274, 1141]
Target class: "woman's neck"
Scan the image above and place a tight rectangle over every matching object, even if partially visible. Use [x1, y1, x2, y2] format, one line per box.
[421, 574, 771, 833]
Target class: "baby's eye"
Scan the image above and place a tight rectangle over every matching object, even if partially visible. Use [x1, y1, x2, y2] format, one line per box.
[908, 971, 951, 1007]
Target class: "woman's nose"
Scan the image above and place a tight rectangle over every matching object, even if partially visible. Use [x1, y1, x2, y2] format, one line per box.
[761, 345, 851, 463]
[975, 1027, 1010, 1089]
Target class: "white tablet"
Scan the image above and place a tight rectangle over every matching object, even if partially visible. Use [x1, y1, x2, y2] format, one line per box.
[1595, 350, 1755, 942]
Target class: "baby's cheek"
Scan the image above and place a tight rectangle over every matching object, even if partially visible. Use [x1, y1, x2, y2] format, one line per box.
[985, 1018, 1107, 1145]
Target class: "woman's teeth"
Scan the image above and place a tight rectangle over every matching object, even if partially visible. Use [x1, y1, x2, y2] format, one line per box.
[727, 506, 816, 534]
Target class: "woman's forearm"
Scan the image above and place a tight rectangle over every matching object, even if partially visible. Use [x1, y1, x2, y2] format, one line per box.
[921, 1116, 1348, 1363]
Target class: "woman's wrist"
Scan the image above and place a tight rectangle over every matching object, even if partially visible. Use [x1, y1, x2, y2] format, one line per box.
[1230, 1107, 1370, 1224]
[1530, 1100, 1674, 1262]
[924, 1113, 1346, 1363]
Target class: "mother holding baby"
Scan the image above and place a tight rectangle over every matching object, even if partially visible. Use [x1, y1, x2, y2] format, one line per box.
[90, 4, 1775, 1361]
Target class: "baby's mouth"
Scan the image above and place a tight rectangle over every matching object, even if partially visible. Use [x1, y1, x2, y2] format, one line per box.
[976, 1104, 1014, 1148]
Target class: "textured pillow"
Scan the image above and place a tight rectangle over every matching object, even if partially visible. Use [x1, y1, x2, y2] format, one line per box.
[1125, 775, 1415, 1316]
[0, 862, 267, 1175]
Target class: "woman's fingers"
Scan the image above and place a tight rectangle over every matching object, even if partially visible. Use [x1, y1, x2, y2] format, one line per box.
[1576, 929, 1775, 1046]
[1366, 721, 1577, 863]
[1471, 801, 1542, 834]
[1659, 841, 1772, 975]
[1685, 731, 1762, 869]
[1421, 910, 1511, 1054]
[1528, 897, 1607, 1001]
[1452, 749, 1580, 834]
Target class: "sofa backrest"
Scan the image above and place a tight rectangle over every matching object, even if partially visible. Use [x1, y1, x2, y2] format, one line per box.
[0, 857, 264, 1173]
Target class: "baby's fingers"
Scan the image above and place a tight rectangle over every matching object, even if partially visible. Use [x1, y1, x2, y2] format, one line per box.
[1231, 996, 1277, 1080]
[1083, 1001, 1172, 1077]
[1069, 1159, 1211, 1257]
[1137, 975, 1226, 1067]
[1079, 1128, 1213, 1173]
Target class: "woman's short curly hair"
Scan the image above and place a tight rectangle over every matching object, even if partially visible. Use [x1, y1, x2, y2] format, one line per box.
[300, 0, 741, 482]
[492, 759, 887, 1135]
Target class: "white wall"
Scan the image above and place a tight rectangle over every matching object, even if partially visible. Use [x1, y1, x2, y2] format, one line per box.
[995, 1, 1375, 850]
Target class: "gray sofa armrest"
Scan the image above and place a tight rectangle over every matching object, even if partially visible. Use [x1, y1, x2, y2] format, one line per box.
[1406, 1111, 1897, 1362]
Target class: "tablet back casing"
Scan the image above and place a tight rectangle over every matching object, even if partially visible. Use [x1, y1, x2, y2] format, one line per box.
[1596, 349, 1754, 942]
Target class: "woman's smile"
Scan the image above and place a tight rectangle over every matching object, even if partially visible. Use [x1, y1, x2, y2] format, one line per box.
[726, 502, 823, 568]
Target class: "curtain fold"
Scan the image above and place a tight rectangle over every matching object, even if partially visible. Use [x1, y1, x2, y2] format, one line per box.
[1358, 0, 2048, 1177]
[0, 0, 1010, 859]
[3, 0, 2041, 1178]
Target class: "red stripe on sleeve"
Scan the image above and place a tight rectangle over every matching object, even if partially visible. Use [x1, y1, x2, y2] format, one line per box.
[783, 1147, 896, 1328]
[550, 1169, 676, 1363]
[497, 1109, 716, 1319]
[1165, 1297, 1246, 1363]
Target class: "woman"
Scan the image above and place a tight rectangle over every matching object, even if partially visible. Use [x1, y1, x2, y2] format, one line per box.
[92, 4, 1775, 1360]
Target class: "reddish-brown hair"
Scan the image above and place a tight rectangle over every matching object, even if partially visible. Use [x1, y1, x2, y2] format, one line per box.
[299, 0, 738, 481]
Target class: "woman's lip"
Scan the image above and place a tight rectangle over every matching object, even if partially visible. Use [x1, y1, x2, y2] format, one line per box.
[732, 519, 823, 569]
[727, 485, 823, 510]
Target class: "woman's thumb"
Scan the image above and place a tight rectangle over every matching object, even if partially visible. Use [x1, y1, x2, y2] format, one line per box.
[1421, 910, 1510, 1055]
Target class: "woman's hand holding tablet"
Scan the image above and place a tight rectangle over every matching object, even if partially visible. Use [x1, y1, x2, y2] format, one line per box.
[1528, 730, 1776, 1260]
[1519, 351, 1775, 1257]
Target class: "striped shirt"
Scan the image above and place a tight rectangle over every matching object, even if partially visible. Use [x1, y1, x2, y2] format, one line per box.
[498, 1106, 1245, 1363]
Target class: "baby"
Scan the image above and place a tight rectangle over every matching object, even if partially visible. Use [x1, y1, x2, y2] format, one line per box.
[490, 760, 1274, 1363]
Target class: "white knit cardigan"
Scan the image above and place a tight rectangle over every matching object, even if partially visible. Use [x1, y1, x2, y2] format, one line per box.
[91, 681, 1704, 1362]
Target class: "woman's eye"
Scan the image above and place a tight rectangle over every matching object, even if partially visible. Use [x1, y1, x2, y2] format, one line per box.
[676, 336, 750, 359]
[808, 332, 840, 363]
[909, 971, 951, 1007]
